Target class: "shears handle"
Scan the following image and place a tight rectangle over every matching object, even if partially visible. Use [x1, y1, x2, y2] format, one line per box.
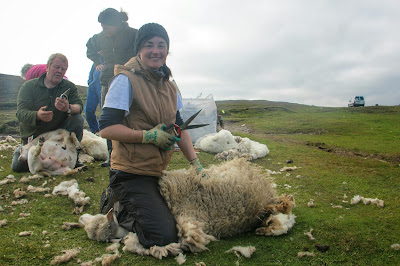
[164, 124, 182, 138]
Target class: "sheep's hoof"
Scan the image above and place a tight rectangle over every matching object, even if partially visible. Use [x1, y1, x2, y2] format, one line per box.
[255, 226, 272, 236]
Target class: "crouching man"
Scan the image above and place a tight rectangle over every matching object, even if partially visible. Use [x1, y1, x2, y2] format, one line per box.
[11, 53, 84, 172]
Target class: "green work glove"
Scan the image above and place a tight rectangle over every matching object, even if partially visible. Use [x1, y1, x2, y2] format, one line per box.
[190, 158, 203, 175]
[142, 124, 180, 150]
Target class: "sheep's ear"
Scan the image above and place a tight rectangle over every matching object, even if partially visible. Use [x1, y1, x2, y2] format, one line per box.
[106, 208, 114, 222]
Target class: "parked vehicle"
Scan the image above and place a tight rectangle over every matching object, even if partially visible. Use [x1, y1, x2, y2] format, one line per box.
[348, 96, 365, 107]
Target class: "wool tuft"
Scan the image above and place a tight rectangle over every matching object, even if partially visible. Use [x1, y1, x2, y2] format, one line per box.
[226, 246, 256, 258]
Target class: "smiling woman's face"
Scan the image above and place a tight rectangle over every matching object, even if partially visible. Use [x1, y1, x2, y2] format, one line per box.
[139, 36, 168, 69]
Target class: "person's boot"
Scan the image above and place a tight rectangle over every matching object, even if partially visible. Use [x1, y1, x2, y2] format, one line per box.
[100, 186, 116, 214]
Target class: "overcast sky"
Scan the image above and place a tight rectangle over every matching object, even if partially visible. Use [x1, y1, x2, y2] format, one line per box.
[1, 0, 399, 107]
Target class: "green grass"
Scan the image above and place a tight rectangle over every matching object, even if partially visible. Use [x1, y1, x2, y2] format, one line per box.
[0, 100, 400, 265]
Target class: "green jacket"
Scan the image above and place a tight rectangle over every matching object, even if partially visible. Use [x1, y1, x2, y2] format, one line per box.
[16, 74, 83, 144]
[86, 23, 138, 86]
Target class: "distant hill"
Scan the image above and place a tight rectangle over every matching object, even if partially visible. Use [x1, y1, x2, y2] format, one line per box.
[215, 99, 327, 114]
[0, 73, 88, 135]
[0, 73, 25, 110]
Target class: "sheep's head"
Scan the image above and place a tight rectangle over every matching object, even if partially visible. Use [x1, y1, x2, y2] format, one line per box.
[79, 209, 119, 242]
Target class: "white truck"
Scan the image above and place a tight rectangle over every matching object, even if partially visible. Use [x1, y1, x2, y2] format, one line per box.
[348, 96, 365, 107]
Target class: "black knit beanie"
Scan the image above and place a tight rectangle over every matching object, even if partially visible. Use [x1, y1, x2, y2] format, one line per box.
[98, 8, 123, 26]
[134, 23, 170, 55]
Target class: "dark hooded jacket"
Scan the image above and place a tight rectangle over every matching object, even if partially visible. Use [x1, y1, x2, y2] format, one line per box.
[86, 23, 138, 86]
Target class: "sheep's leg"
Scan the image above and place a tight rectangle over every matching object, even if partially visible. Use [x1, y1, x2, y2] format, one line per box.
[27, 137, 45, 174]
[255, 215, 274, 236]
[70, 132, 81, 150]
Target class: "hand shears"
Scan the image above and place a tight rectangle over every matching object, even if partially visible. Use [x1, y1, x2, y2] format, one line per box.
[60, 88, 71, 100]
[164, 109, 209, 138]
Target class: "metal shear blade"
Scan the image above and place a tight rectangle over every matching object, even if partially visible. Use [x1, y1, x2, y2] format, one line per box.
[165, 109, 209, 138]
[60, 88, 71, 100]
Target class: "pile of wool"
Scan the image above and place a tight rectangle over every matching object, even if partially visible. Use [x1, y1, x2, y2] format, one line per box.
[0, 219, 7, 227]
[50, 248, 80, 265]
[195, 130, 269, 160]
[351, 195, 384, 208]
[52, 179, 90, 211]
[80, 130, 108, 161]
[0, 175, 16, 185]
[20, 174, 44, 183]
[0, 136, 18, 151]
[226, 246, 256, 258]
[0, 139, 17, 151]
[160, 158, 294, 252]
[27, 185, 50, 193]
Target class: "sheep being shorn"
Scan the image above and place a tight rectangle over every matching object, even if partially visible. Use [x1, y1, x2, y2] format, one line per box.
[159, 158, 295, 252]
[18, 129, 80, 175]
[80, 158, 295, 258]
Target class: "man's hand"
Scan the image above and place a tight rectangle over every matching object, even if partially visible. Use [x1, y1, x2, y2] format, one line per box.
[37, 106, 53, 122]
[54, 97, 69, 112]
[96, 64, 104, 71]
[142, 124, 180, 150]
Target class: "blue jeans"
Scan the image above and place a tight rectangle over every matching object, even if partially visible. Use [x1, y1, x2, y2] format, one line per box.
[84, 64, 101, 133]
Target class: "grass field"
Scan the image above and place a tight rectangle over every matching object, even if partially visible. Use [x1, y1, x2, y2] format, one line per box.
[0, 80, 400, 265]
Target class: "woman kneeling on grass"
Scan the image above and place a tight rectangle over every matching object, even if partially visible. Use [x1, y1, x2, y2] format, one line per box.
[99, 23, 202, 248]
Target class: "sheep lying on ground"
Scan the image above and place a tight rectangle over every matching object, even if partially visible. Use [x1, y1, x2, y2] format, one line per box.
[80, 158, 295, 259]
[195, 130, 269, 160]
[18, 129, 80, 175]
[80, 130, 108, 161]
[17, 129, 109, 175]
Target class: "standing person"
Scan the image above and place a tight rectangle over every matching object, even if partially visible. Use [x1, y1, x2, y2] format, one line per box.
[84, 63, 102, 133]
[86, 7, 138, 166]
[12, 53, 84, 172]
[98, 23, 203, 248]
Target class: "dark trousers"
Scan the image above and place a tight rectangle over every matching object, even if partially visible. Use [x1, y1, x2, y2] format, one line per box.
[109, 169, 178, 248]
